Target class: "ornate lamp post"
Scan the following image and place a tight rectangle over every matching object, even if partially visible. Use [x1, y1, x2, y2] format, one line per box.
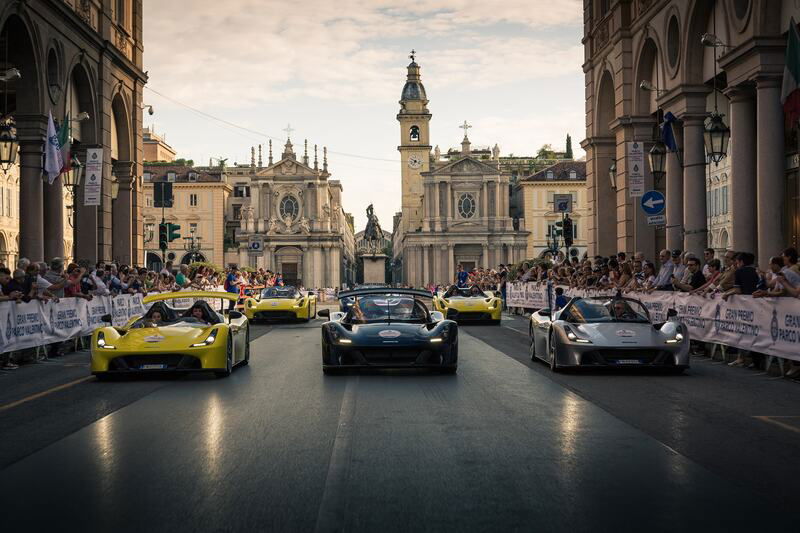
[63, 156, 84, 260]
[608, 161, 617, 190]
[183, 227, 203, 264]
[648, 140, 667, 184]
[0, 118, 18, 172]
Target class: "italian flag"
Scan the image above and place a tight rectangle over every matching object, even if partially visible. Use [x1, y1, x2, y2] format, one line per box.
[782, 18, 800, 129]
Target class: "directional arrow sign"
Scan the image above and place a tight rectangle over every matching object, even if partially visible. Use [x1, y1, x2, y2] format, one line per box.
[640, 190, 665, 216]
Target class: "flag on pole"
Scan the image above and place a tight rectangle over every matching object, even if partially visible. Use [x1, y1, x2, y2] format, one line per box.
[44, 111, 63, 184]
[661, 111, 679, 152]
[781, 17, 800, 129]
[58, 112, 71, 175]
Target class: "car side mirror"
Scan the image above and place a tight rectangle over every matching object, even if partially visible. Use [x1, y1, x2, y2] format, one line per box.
[101, 314, 113, 324]
[318, 309, 330, 319]
[430, 311, 444, 322]
[228, 311, 243, 319]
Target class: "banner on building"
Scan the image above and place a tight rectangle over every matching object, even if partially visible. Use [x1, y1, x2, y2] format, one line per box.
[83, 148, 103, 206]
[627, 141, 645, 197]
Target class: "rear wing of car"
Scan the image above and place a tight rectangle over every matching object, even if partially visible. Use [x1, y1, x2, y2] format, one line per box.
[144, 291, 238, 304]
[336, 288, 434, 300]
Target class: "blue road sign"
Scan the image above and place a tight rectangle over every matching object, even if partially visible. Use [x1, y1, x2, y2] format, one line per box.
[640, 190, 665, 216]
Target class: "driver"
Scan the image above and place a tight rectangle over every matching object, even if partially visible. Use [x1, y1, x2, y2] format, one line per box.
[188, 303, 210, 324]
[444, 285, 459, 298]
[611, 299, 638, 320]
[393, 298, 415, 318]
[469, 285, 483, 297]
[147, 310, 163, 326]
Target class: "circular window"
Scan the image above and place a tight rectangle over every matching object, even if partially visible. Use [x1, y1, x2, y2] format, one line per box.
[279, 195, 299, 221]
[47, 47, 61, 104]
[458, 193, 476, 219]
[667, 16, 680, 69]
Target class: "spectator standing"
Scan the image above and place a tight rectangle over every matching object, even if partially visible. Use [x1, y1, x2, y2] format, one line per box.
[702, 248, 716, 278]
[652, 250, 674, 291]
[673, 257, 705, 292]
[225, 267, 240, 310]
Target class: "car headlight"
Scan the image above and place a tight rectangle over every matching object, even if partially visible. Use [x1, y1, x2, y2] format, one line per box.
[430, 337, 443, 343]
[295, 298, 305, 307]
[328, 328, 351, 344]
[247, 300, 254, 308]
[665, 332, 684, 344]
[565, 326, 592, 344]
[191, 330, 218, 347]
[96, 331, 115, 349]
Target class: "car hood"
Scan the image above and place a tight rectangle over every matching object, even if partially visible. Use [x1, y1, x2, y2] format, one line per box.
[254, 298, 301, 310]
[116, 325, 216, 349]
[572, 322, 663, 346]
[441, 297, 493, 310]
[346, 323, 433, 345]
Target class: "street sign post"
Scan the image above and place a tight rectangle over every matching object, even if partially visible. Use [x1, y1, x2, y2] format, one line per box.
[553, 194, 573, 213]
[627, 141, 645, 197]
[248, 236, 263, 254]
[641, 190, 666, 225]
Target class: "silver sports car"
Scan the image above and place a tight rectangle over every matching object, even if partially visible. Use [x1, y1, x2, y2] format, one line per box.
[529, 296, 690, 373]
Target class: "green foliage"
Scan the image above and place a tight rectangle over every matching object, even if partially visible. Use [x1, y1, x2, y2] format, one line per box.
[189, 261, 221, 273]
[565, 134, 573, 159]
[536, 144, 555, 159]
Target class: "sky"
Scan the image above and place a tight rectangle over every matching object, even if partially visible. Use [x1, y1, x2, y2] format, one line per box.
[142, 0, 585, 230]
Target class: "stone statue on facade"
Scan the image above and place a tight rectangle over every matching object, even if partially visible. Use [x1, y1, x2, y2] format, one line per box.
[363, 204, 384, 253]
[299, 217, 311, 234]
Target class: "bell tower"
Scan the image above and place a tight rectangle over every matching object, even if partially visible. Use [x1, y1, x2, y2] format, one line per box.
[397, 50, 431, 233]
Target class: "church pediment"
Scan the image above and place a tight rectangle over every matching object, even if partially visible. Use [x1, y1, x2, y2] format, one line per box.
[425, 156, 499, 177]
[256, 157, 322, 178]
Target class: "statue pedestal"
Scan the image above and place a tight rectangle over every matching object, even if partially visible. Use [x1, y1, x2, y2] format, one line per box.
[362, 253, 387, 284]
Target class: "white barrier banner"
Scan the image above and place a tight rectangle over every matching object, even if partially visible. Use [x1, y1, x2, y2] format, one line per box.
[11, 301, 48, 351]
[85, 297, 112, 332]
[44, 298, 85, 341]
[506, 282, 800, 362]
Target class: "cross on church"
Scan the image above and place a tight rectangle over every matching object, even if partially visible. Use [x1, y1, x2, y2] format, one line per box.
[283, 123, 294, 140]
[460, 120, 472, 138]
[409, 49, 416, 62]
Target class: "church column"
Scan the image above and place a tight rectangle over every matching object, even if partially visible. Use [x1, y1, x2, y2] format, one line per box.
[482, 243, 489, 268]
[481, 182, 488, 221]
[18, 138, 45, 262]
[266, 246, 275, 272]
[423, 245, 430, 285]
[112, 161, 134, 264]
[448, 245, 455, 283]
[330, 246, 341, 288]
[494, 180, 502, 222]
[446, 182, 453, 220]
[313, 246, 324, 288]
[756, 76, 785, 268]
[665, 123, 683, 250]
[432, 181, 440, 232]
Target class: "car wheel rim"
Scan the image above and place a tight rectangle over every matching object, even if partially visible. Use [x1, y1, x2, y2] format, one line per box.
[549, 335, 556, 367]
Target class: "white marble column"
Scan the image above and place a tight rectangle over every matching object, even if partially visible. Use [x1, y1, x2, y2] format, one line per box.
[728, 88, 758, 253]
[423, 245, 430, 285]
[448, 246, 455, 284]
[481, 182, 488, 221]
[481, 243, 489, 268]
[756, 76, 786, 267]
[330, 246, 341, 288]
[682, 117, 708, 257]
[665, 125, 683, 250]
[432, 182, 440, 231]
[494, 180, 501, 220]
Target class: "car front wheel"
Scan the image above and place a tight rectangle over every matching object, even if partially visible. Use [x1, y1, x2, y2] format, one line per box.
[215, 336, 233, 378]
[549, 332, 560, 373]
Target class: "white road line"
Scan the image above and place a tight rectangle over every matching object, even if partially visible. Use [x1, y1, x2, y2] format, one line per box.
[314, 375, 359, 533]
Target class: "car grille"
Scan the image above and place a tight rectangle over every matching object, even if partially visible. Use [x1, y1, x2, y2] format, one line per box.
[586, 349, 670, 365]
[254, 310, 297, 320]
[446, 310, 491, 321]
[342, 348, 443, 365]
[109, 354, 202, 371]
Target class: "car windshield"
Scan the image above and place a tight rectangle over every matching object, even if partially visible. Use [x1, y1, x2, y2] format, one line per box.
[261, 287, 300, 299]
[348, 295, 428, 324]
[562, 298, 650, 324]
[445, 288, 485, 299]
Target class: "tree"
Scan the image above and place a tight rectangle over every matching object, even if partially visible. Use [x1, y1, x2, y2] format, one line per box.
[536, 144, 555, 159]
[565, 134, 573, 159]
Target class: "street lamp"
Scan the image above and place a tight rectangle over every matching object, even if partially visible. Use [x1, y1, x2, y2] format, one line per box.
[648, 140, 667, 184]
[0, 119, 19, 172]
[704, 112, 730, 164]
[111, 177, 120, 200]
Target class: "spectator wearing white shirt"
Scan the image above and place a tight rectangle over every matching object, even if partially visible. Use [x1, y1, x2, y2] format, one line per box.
[702, 248, 715, 278]
[652, 249, 674, 291]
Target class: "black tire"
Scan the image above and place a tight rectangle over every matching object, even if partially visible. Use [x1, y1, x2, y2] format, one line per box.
[95, 373, 114, 382]
[529, 334, 537, 361]
[440, 365, 458, 374]
[241, 326, 250, 366]
[549, 332, 561, 373]
[215, 336, 233, 378]
[323, 367, 339, 375]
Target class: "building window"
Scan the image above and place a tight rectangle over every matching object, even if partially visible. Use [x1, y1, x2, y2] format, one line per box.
[234, 184, 250, 197]
[188, 172, 198, 182]
[280, 195, 300, 221]
[116, 0, 128, 28]
[233, 204, 242, 220]
[569, 170, 577, 180]
[190, 222, 198, 234]
[570, 191, 578, 207]
[0, 187, 4, 216]
[143, 172, 152, 182]
[457, 193, 476, 219]
[145, 223, 154, 240]
[667, 15, 680, 69]
[546, 171, 554, 180]
[410, 125, 420, 142]
[146, 195, 153, 208]
[167, 171, 176, 182]
[189, 193, 198, 207]
[722, 186, 729, 214]
[547, 191, 555, 204]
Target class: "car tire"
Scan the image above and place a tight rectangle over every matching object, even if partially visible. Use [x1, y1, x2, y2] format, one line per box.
[323, 366, 339, 375]
[95, 373, 114, 382]
[241, 326, 250, 366]
[215, 336, 233, 378]
[549, 332, 561, 373]
[529, 334, 537, 361]
[440, 365, 457, 374]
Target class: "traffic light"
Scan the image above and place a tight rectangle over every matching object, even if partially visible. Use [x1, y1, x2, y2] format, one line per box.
[554, 220, 563, 236]
[563, 216, 574, 247]
[167, 223, 181, 242]
[158, 223, 168, 251]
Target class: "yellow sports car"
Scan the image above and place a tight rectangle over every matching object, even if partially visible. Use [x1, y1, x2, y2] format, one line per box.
[91, 291, 249, 379]
[243, 285, 317, 322]
[433, 286, 503, 324]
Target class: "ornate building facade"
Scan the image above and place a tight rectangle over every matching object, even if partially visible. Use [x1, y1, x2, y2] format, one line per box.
[1, 0, 146, 264]
[233, 138, 356, 288]
[392, 57, 529, 286]
[583, 0, 798, 267]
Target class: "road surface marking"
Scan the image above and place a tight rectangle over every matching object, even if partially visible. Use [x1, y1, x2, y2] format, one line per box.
[314, 375, 359, 533]
[752, 416, 800, 435]
[0, 376, 94, 412]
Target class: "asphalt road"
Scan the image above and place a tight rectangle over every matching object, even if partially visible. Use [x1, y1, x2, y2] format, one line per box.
[0, 315, 797, 532]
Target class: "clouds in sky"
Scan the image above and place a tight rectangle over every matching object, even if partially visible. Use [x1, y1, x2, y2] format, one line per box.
[143, 0, 584, 228]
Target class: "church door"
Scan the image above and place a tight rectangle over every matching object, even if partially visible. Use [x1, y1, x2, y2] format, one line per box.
[282, 263, 299, 286]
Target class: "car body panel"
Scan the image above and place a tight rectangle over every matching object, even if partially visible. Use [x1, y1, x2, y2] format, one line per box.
[529, 297, 690, 370]
[321, 289, 457, 370]
[243, 287, 317, 321]
[92, 291, 248, 375]
[432, 289, 502, 323]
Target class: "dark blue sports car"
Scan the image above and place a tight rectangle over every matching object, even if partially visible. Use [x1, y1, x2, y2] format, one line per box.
[338, 284, 390, 312]
[318, 288, 458, 374]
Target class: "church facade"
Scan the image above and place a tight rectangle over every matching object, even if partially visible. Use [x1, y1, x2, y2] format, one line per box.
[392, 57, 529, 286]
[233, 138, 356, 289]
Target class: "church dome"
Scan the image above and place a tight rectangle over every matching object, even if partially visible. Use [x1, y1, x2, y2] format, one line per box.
[401, 80, 427, 101]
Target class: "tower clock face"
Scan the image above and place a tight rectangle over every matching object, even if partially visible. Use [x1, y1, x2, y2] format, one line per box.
[408, 154, 423, 169]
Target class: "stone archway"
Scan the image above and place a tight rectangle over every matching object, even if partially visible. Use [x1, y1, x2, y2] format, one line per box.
[0, 232, 7, 266]
[1, 14, 44, 261]
[181, 252, 206, 265]
[111, 93, 133, 264]
[592, 69, 617, 256]
[274, 246, 303, 287]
